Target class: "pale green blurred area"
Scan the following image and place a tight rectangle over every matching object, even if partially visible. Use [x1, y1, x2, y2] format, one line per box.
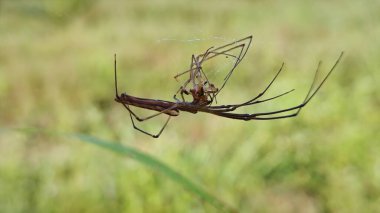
[0, 0, 379, 212]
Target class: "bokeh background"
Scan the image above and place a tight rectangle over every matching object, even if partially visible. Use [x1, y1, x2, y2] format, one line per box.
[1, 0, 379, 212]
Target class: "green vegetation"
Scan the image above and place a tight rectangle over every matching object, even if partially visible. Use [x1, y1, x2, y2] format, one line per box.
[0, 0, 379, 212]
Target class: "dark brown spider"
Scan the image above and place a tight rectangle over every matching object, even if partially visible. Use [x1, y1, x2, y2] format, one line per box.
[114, 36, 343, 138]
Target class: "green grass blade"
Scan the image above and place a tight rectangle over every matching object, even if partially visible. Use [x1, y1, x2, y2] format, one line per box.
[71, 133, 236, 212]
[0, 127, 235, 211]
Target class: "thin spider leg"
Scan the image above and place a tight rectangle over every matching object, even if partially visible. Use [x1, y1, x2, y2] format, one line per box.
[120, 103, 141, 119]
[297, 52, 344, 108]
[242, 63, 285, 105]
[205, 36, 252, 95]
[205, 110, 299, 120]
[173, 55, 198, 101]
[186, 53, 211, 83]
[199, 49, 246, 94]
[293, 60, 322, 115]
[114, 54, 119, 97]
[222, 44, 246, 84]
[205, 89, 295, 112]
[208, 63, 285, 109]
[209, 51, 239, 60]
[226, 62, 330, 117]
[203, 36, 252, 62]
[174, 69, 193, 80]
[276, 52, 343, 117]
[242, 89, 295, 105]
[173, 66, 199, 80]
[202, 96, 311, 120]
[202, 52, 343, 120]
[198, 46, 215, 64]
[174, 86, 191, 102]
[121, 102, 176, 138]
[192, 55, 204, 88]
[180, 90, 188, 102]
[212, 35, 252, 52]
[201, 36, 252, 67]
[202, 43, 245, 64]
[173, 83, 189, 101]
[121, 102, 178, 121]
[213, 44, 247, 95]
[199, 64, 211, 84]
[174, 55, 198, 80]
[199, 49, 245, 104]
[190, 43, 248, 99]
[129, 112, 171, 138]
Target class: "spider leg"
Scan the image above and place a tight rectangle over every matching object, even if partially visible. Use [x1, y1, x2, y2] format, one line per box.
[207, 62, 321, 118]
[211, 36, 252, 53]
[205, 88, 295, 113]
[174, 55, 197, 80]
[223, 44, 246, 83]
[203, 52, 343, 120]
[174, 86, 190, 102]
[174, 85, 189, 102]
[121, 103, 178, 121]
[208, 62, 286, 110]
[199, 66, 211, 85]
[129, 112, 171, 138]
[205, 92, 312, 120]
[203, 36, 252, 62]
[204, 43, 247, 95]
[206, 91, 314, 120]
[121, 103, 178, 138]
[241, 63, 285, 105]
[203, 36, 252, 78]
[174, 69, 194, 81]
[173, 55, 199, 101]
[236, 62, 320, 119]
[197, 46, 215, 64]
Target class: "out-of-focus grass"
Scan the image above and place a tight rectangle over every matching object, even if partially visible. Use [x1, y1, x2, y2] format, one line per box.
[0, 0, 379, 212]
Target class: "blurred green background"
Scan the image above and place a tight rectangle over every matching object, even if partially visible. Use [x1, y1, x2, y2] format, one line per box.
[0, 0, 379, 212]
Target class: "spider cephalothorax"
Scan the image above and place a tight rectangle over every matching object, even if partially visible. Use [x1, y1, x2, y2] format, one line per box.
[189, 84, 210, 105]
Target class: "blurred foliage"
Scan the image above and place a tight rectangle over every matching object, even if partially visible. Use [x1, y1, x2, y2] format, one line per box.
[0, 0, 379, 212]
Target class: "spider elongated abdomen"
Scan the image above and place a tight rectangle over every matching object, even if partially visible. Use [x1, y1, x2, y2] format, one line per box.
[117, 93, 180, 116]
